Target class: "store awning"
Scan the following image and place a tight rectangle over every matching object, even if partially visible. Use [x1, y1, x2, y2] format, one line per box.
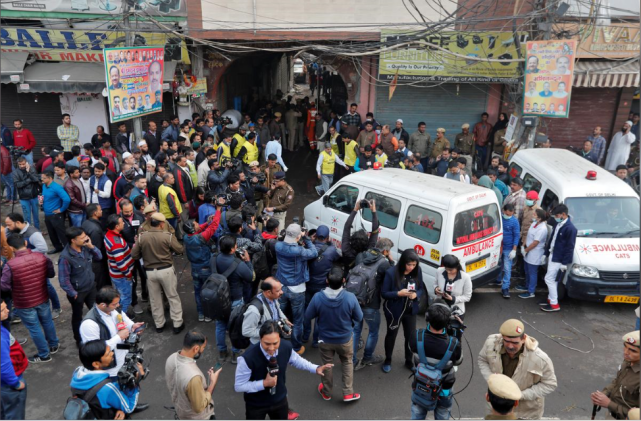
[18, 60, 179, 93]
[1, 52, 29, 84]
[573, 60, 640, 88]
[19, 62, 105, 93]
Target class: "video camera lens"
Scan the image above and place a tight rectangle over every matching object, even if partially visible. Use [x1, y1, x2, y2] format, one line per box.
[359, 199, 370, 209]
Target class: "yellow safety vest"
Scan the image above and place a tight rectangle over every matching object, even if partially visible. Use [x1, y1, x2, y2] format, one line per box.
[233, 134, 246, 157]
[158, 184, 182, 219]
[242, 141, 259, 164]
[320, 150, 336, 174]
[344, 141, 358, 166]
[376, 153, 388, 167]
[330, 133, 340, 155]
[218, 142, 231, 161]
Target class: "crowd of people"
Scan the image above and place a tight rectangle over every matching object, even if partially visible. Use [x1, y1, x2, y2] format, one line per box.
[0, 101, 639, 421]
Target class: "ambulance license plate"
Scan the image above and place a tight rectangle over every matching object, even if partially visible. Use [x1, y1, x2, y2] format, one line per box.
[604, 295, 639, 304]
[466, 258, 486, 273]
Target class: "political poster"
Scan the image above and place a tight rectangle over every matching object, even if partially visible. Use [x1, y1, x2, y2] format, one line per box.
[104, 46, 164, 123]
[523, 40, 577, 119]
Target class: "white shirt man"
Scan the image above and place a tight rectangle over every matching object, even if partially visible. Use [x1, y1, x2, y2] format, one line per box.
[264, 137, 288, 171]
[605, 121, 637, 171]
[80, 307, 135, 377]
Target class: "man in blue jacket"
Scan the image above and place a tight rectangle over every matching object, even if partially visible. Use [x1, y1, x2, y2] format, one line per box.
[541, 204, 577, 312]
[305, 267, 363, 402]
[498, 203, 520, 299]
[275, 224, 318, 355]
[303, 225, 340, 347]
[41, 171, 71, 254]
[70, 339, 144, 419]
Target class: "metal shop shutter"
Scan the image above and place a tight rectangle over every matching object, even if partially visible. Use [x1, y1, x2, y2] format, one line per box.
[108, 92, 177, 139]
[375, 83, 490, 140]
[1, 83, 62, 159]
[544, 87, 619, 149]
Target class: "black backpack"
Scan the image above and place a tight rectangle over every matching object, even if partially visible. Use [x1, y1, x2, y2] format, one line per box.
[345, 254, 386, 306]
[64, 378, 113, 420]
[251, 247, 271, 281]
[201, 254, 240, 321]
[228, 297, 265, 349]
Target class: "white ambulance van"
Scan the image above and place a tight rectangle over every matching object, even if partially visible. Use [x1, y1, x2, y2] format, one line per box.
[509, 149, 639, 304]
[303, 169, 503, 295]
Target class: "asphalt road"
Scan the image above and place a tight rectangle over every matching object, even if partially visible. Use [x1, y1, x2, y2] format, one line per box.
[5, 148, 637, 420]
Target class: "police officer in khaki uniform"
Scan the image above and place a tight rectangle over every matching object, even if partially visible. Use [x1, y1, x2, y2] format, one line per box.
[265, 171, 294, 231]
[430, 128, 451, 160]
[139, 203, 175, 234]
[478, 319, 557, 419]
[455, 123, 475, 170]
[131, 212, 185, 334]
[485, 374, 522, 420]
[591, 331, 640, 420]
[261, 154, 284, 187]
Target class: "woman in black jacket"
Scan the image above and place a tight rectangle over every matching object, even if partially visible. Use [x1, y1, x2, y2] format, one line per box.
[381, 249, 425, 373]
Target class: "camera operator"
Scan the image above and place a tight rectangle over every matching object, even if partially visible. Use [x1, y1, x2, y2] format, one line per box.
[434, 255, 472, 339]
[274, 224, 318, 355]
[240, 170, 268, 207]
[234, 321, 333, 420]
[70, 340, 146, 419]
[225, 174, 247, 203]
[207, 158, 231, 194]
[212, 235, 254, 364]
[246, 161, 268, 213]
[242, 277, 291, 345]
[165, 331, 221, 420]
[409, 299, 462, 420]
[80, 287, 145, 379]
[341, 199, 379, 272]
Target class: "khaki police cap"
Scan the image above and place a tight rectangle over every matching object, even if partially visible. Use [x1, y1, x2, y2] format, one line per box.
[488, 374, 522, 401]
[143, 204, 156, 214]
[151, 212, 166, 222]
[628, 408, 640, 420]
[500, 319, 525, 337]
[622, 331, 640, 347]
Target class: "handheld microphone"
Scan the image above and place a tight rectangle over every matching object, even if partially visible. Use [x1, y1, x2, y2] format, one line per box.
[116, 314, 126, 332]
[267, 357, 279, 396]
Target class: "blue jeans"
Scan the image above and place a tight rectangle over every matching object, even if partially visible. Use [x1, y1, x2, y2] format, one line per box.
[111, 277, 132, 313]
[524, 261, 539, 294]
[216, 299, 243, 352]
[1, 376, 26, 420]
[302, 287, 322, 343]
[279, 286, 306, 351]
[410, 394, 453, 420]
[23, 152, 33, 165]
[499, 250, 513, 290]
[47, 279, 61, 311]
[475, 145, 488, 170]
[14, 302, 59, 358]
[352, 307, 381, 363]
[1, 173, 16, 200]
[167, 217, 177, 229]
[69, 212, 85, 227]
[191, 269, 211, 316]
[20, 198, 40, 230]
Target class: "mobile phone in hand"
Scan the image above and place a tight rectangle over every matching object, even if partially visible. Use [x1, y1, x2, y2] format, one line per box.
[214, 362, 224, 371]
[133, 323, 147, 334]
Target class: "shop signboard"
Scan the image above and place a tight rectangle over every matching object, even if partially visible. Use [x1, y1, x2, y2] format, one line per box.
[1, 27, 190, 63]
[103, 46, 164, 123]
[522, 39, 577, 119]
[558, 23, 639, 58]
[1, 0, 187, 16]
[379, 30, 527, 83]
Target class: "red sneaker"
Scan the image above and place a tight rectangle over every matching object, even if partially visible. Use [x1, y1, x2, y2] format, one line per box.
[540, 303, 560, 312]
[318, 383, 332, 401]
[287, 410, 300, 420]
[343, 393, 361, 402]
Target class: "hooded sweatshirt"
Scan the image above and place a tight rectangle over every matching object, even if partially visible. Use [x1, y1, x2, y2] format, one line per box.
[304, 287, 363, 344]
[478, 175, 503, 208]
[70, 366, 139, 415]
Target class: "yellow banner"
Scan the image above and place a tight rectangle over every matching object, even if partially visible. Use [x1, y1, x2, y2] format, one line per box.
[379, 30, 527, 83]
[1, 27, 189, 64]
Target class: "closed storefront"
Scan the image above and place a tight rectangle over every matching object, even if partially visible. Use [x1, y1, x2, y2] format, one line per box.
[375, 83, 490, 139]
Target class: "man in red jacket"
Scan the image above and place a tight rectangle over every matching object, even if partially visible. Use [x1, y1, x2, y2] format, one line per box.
[1, 298, 29, 420]
[12, 119, 36, 165]
[0, 234, 59, 363]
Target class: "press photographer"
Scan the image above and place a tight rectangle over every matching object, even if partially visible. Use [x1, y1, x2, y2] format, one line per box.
[79, 287, 146, 381]
[206, 158, 231, 194]
[68, 340, 146, 419]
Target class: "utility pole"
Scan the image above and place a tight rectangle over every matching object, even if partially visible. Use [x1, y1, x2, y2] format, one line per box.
[123, 1, 143, 143]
